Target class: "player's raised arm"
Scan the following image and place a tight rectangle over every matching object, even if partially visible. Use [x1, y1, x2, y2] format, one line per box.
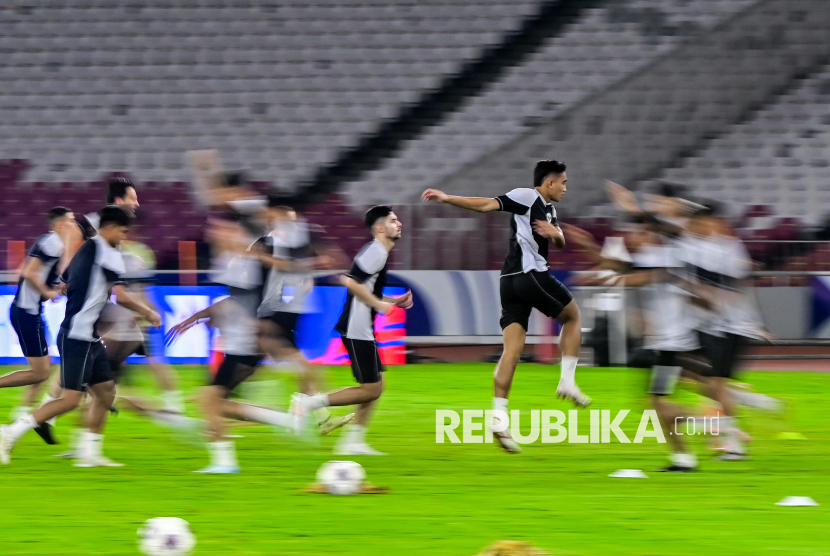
[421, 189, 500, 213]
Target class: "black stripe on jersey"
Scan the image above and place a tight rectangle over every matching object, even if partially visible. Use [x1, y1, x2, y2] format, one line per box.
[61, 239, 97, 334]
[345, 263, 373, 283]
[687, 265, 740, 291]
[495, 195, 529, 215]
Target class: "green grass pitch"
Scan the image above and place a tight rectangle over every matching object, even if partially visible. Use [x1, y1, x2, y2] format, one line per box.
[0, 363, 827, 555]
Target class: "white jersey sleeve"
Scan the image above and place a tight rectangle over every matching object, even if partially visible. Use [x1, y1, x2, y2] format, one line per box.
[352, 240, 388, 279]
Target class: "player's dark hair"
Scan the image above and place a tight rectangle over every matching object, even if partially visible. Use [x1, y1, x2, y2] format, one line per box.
[106, 177, 135, 204]
[533, 160, 567, 188]
[364, 205, 393, 230]
[98, 205, 134, 228]
[48, 206, 72, 226]
[225, 171, 248, 188]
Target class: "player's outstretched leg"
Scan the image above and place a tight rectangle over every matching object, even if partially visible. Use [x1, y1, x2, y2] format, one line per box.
[555, 300, 591, 408]
[490, 323, 525, 454]
[293, 377, 382, 455]
[1, 389, 84, 464]
[259, 326, 352, 436]
[0, 354, 54, 419]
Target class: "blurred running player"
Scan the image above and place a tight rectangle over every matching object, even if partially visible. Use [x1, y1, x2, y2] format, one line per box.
[166, 215, 297, 473]
[680, 205, 773, 460]
[422, 160, 588, 455]
[103, 233, 186, 420]
[36, 177, 141, 413]
[254, 197, 353, 435]
[291, 206, 413, 455]
[2, 207, 74, 420]
[1, 206, 160, 467]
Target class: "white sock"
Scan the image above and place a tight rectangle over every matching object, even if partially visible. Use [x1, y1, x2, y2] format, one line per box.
[720, 416, 744, 451]
[559, 356, 578, 387]
[306, 394, 329, 410]
[729, 389, 781, 411]
[313, 407, 331, 424]
[209, 440, 237, 468]
[343, 424, 366, 445]
[9, 405, 32, 421]
[670, 452, 697, 468]
[7, 414, 37, 440]
[39, 395, 59, 425]
[242, 405, 294, 430]
[79, 430, 103, 459]
[493, 397, 508, 426]
[161, 390, 185, 413]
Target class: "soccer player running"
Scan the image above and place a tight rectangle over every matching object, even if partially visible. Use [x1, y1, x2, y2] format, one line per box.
[37, 178, 142, 409]
[422, 160, 588, 454]
[2, 207, 74, 420]
[166, 215, 300, 473]
[255, 198, 354, 435]
[1, 206, 161, 467]
[291, 206, 413, 456]
[680, 205, 771, 460]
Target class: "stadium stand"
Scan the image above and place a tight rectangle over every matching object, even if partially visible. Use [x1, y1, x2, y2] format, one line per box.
[656, 63, 830, 225]
[346, 0, 761, 206]
[0, 0, 542, 184]
[1, 0, 829, 274]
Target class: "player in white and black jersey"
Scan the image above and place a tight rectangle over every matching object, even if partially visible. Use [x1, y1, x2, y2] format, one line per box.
[254, 198, 353, 435]
[680, 205, 772, 460]
[166, 214, 299, 473]
[1, 206, 161, 467]
[291, 206, 413, 456]
[34, 178, 142, 422]
[422, 160, 588, 454]
[2, 207, 74, 422]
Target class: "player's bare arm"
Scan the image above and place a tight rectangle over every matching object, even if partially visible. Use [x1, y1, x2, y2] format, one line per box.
[531, 220, 565, 248]
[19, 257, 59, 301]
[113, 285, 161, 327]
[421, 189, 500, 213]
[340, 275, 393, 315]
[384, 290, 413, 309]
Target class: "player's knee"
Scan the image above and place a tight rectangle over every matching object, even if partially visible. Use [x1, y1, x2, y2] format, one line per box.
[98, 385, 117, 407]
[363, 381, 383, 400]
[31, 362, 52, 382]
[62, 390, 84, 409]
[559, 301, 581, 324]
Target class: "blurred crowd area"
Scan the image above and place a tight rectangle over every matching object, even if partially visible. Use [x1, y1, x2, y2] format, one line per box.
[2, 0, 830, 279]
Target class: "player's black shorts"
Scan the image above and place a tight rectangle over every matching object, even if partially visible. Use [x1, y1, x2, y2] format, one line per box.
[58, 330, 113, 391]
[499, 271, 574, 330]
[260, 311, 300, 349]
[343, 337, 383, 384]
[10, 304, 49, 358]
[700, 332, 745, 379]
[212, 353, 262, 392]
